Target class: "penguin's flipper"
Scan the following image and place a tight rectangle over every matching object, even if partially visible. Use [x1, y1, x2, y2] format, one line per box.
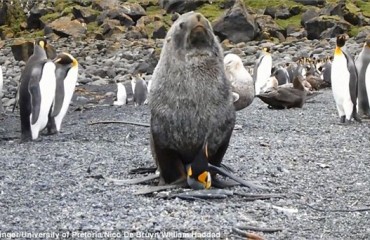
[51, 67, 66, 117]
[29, 80, 41, 125]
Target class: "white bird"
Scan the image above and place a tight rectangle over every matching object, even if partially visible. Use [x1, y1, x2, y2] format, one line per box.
[224, 53, 254, 111]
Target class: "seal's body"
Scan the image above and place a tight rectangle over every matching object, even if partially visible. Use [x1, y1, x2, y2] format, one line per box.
[149, 12, 235, 189]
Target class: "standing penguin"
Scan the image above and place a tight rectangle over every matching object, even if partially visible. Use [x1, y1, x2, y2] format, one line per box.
[331, 34, 360, 124]
[355, 36, 370, 118]
[253, 47, 272, 95]
[132, 75, 148, 106]
[47, 53, 78, 134]
[113, 83, 127, 106]
[149, 12, 235, 189]
[18, 38, 57, 141]
[224, 53, 254, 110]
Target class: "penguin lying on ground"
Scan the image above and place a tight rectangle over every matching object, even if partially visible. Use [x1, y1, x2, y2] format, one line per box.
[224, 53, 254, 111]
[331, 34, 361, 124]
[355, 35, 370, 118]
[18, 38, 56, 141]
[47, 53, 79, 135]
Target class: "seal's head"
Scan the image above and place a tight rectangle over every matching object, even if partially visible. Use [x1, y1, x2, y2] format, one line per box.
[164, 12, 219, 59]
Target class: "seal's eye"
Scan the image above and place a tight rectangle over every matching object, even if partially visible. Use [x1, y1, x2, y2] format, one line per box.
[179, 22, 184, 29]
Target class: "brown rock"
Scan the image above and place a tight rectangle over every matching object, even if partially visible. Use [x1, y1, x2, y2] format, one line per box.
[10, 39, 34, 61]
[92, 0, 120, 11]
[72, 6, 99, 23]
[120, 3, 146, 21]
[47, 16, 87, 38]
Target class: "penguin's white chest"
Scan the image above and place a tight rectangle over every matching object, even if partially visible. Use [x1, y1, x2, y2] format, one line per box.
[30, 62, 57, 139]
[255, 55, 272, 94]
[331, 55, 351, 105]
[365, 64, 370, 103]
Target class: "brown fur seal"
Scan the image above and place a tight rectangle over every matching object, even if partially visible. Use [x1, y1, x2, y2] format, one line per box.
[224, 53, 254, 111]
[149, 12, 236, 189]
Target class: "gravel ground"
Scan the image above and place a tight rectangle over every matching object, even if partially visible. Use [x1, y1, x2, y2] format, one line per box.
[1, 84, 370, 239]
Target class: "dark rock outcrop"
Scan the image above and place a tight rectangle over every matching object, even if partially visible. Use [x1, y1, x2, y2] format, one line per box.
[305, 15, 350, 40]
[27, 6, 54, 29]
[301, 7, 320, 26]
[213, 0, 259, 43]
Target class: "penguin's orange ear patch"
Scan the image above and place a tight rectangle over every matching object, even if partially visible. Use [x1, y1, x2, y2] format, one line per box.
[187, 166, 192, 176]
[39, 41, 45, 49]
[334, 47, 342, 56]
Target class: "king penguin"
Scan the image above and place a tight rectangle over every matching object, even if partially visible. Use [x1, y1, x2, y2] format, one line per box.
[47, 52, 79, 134]
[131, 75, 148, 106]
[355, 36, 370, 118]
[253, 47, 272, 95]
[113, 83, 127, 106]
[18, 38, 57, 141]
[331, 34, 360, 124]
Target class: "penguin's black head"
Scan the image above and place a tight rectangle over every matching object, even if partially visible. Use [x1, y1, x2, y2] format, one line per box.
[186, 142, 211, 190]
[263, 47, 271, 53]
[53, 52, 78, 67]
[336, 34, 347, 48]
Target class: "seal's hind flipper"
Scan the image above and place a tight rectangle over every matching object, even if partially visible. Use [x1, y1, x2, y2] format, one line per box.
[104, 173, 160, 185]
[129, 167, 157, 174]
[209, 164, 269, 190]
[165, 189, 233, 200]
[134, 180, 187, 195]
[212, 177, 240, 188]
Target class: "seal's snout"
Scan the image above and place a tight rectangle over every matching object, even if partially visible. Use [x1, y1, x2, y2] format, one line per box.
[188, 13, 211, 48]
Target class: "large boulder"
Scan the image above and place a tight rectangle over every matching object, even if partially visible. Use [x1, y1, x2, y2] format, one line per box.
[213, 0, 259, 43]
[301, 7, 320, 26]
[97, 8, 135, 27]
[120, 3, 146, 22]
[10, 39, 34, 61]
[72, 6, 99, 23]
[136, 15, 168, 39]
[264, 5, 291, 20]
[305, 15, 350, 39]
[255, 15, 285, 41]
[11, 39, 56, 62]
[159, 0, 210, 14]
[47, 16, 87, 38]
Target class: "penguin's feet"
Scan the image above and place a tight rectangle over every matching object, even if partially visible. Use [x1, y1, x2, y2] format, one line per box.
[339, 115, 346, 124]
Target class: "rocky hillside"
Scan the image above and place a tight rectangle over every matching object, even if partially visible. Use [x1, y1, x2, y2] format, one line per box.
[0, 0, 370, 44]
